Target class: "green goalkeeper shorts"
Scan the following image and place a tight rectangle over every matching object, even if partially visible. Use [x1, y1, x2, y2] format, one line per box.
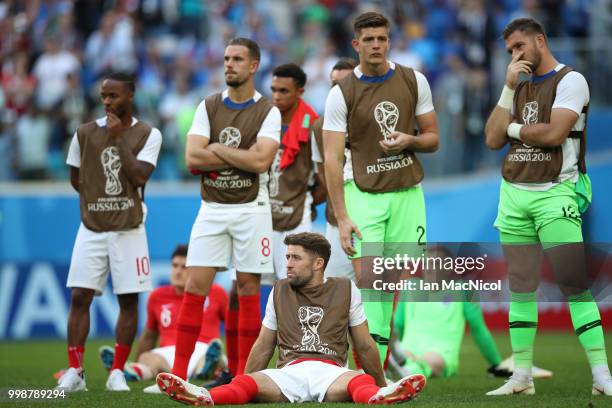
[494, 179, 583, 244]
[344, 181, 427, 259]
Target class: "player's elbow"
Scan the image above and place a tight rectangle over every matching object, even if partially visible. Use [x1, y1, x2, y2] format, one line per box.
[426, 136, 439, 153]
[254, 156, 273, 173]
[484, 131, 506, 150]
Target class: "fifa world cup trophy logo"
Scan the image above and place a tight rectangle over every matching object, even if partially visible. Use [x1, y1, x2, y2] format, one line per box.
[101, 146, 122, 196]
[521, 101, 539, 148]
[374, 101, 399, 141]
[218, 127, 242, 175]
[298, 306, 324, 348]
[268, 150, 282, 198]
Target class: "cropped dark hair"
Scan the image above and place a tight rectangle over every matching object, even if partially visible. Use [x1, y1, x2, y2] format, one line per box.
[171, 244, 188, 259]
[353, 12, 390, 36]
[332, 58, 358, 71]
[227, 37, 261, 61]
[502, 17, 546, 40]
[103, 72, 135, 93]
[272, 63, 307, 88]
[284, 232, 331, 270]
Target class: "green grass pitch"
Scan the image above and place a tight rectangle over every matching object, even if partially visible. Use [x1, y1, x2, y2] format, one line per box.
[1, 332, 611, 407]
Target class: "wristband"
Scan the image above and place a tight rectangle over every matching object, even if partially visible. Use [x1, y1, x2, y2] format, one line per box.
[507, 123, 523, 140]
[497, 85, 515, 110]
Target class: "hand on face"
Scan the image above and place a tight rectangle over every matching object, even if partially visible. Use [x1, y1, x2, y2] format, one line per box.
[506, 51, 533, 89]
[106, 112, 125, 139]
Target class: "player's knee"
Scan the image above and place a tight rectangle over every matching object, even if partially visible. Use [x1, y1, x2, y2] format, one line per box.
[117, 293, 139, 311]
[70, 288, 95, 309]
[236, 274, 261, 296]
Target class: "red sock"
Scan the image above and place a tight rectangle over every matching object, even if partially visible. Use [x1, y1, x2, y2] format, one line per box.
[172, 292, 206, 379]
[352, 349, 362, 369]
[347, 374, 379, 403]
[225, 307, 239, 376]
[237, 294, 260, 374]
[67, 345, 85, 369]
[111, 343, 131, 371]
[209, 374, 258, 404]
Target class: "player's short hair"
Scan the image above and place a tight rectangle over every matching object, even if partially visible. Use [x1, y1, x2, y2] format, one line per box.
[227, 37, 261, 62]
[272, 63, 307, 88]
[171, 244, 188, 259]
[353, 11, 390, 37]
[284, 232, 331, 270]
[103, 71, 135, 93]
[502, 17, 547, 40]
[332, 58, 358, 72]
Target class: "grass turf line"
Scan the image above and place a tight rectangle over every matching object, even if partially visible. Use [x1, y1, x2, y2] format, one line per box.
[1, 333, 611, 407]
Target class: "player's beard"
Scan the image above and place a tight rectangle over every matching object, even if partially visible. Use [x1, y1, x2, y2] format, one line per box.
[288, 270, 313, 288]
[225, 75, 248, 88]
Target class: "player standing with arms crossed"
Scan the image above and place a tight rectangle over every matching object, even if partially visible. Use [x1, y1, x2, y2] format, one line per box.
[322, 12, 439, 364]
[484, 18, 612, 396]
[165, 37, 281, 382]
[58, 72, 162, 392]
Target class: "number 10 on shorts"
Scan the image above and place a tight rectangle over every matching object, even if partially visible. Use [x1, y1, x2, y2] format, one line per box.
[136, 256, 150, 276]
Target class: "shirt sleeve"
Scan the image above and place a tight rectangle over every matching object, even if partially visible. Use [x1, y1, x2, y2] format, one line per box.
[257, 106, 281, 143]
[322, 85, 348, 132]
[66, 133, 81, 167]
[414, 70, 435, 116]
[311, 131, 323, 163]
[187, 99, 211, 138]
[261, 288, 277, 330]
[552, 71, 590, 115]
[145, 293, 158, 331]
[136, 127, 163, 166]
[349, 281, 367, 327]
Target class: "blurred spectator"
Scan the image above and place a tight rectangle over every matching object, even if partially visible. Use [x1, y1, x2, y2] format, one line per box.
[84, 11, 136, 79]
[32, 34, 80, 110]
[13, 104, 52, 180]
[1, 51, 36, 121]
[1, 0, 610, 182]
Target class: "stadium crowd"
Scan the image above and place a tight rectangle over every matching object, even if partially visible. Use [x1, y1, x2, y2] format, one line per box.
[1, 0, 611, 181]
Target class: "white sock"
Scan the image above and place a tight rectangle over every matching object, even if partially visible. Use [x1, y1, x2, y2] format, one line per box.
[512, 367, 532, 383]
[592, 364, 612, 384]
[131, 362, 153, 380]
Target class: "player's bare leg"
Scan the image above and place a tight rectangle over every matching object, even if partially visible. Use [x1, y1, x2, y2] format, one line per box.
[57, 287, 95, 392]
[67, 287, 95, 348]
[138, 352, 170, 378]
[116, 293, 139, 346]
[249, 372, 288, 402]
[235, 272, 262, 374]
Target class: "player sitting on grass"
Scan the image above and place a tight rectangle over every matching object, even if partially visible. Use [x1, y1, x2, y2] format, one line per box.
[388, 246, 552, 381]
[156, 232, 426, 406]
[101, 244, 228, 393]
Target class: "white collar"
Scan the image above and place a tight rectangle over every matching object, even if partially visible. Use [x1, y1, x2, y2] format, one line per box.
[96, 116, 138, 127]
[354, 60, 396, 78]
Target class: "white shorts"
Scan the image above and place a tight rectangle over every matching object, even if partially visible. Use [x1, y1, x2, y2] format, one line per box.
[150, 341, 208, 379]
[187, 204, 274, 273]
[271, 218, 312, 280]
[67, 222, 152, 295]
[260, 360, 352, 402]
[324, 223, 355, 280]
